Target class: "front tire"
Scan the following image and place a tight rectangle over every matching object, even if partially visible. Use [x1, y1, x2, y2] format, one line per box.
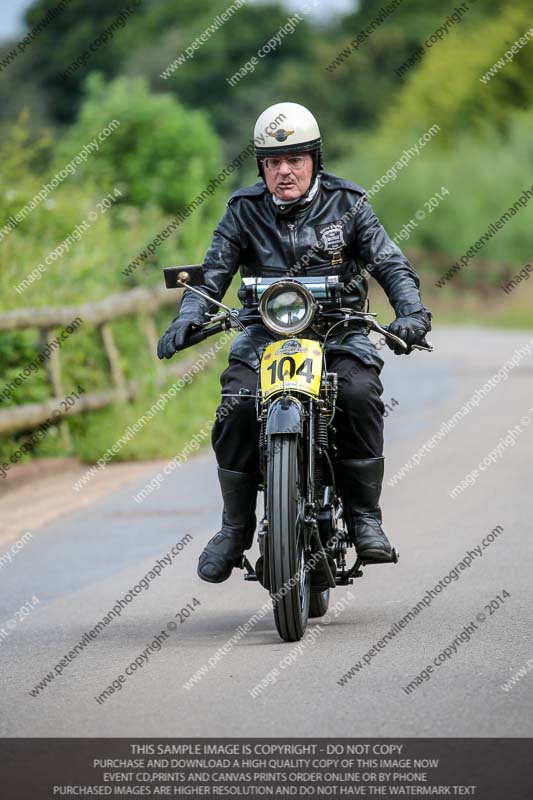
[267, 434, 310, 642]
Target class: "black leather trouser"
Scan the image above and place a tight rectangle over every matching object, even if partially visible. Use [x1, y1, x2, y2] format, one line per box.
[212, 355, 385, 474]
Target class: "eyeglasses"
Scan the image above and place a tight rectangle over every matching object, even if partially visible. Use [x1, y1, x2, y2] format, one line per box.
[262, 156, 308, 171]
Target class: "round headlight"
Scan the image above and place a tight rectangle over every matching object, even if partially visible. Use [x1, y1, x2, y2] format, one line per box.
[259, 280, 317, 335]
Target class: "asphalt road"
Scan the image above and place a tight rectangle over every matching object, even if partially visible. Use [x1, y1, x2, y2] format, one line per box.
[1, 326, 532, 737]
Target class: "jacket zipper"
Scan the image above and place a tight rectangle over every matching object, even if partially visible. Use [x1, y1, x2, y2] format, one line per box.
[287, 221, 299, 273]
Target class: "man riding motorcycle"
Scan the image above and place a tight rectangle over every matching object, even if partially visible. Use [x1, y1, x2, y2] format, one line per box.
[157, 102, 432, 584]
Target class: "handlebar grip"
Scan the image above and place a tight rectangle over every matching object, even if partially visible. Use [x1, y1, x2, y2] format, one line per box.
[176, 322, 224, 352]
[183, 328, 209, 346]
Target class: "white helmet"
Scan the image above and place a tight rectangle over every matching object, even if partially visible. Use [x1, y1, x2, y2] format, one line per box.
[254, 101, 321, 156]
[254, 102, 323, 178]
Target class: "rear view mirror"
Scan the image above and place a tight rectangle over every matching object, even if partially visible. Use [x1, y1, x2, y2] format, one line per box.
[164, 265, 205, 289]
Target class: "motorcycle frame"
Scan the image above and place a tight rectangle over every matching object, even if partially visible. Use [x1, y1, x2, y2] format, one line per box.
[166, 271, 411, 588]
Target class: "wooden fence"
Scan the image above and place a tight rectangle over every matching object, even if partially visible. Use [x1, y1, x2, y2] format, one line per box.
[0, 251, 515, 438]
[0, 286, 203, 438]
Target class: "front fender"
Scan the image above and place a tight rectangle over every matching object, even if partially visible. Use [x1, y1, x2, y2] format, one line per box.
[265, 396, 304, 436]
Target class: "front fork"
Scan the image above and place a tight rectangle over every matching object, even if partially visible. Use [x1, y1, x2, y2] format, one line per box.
[303, 401, 340, 590]
[243, 394, 398, 587]
[248, 399, 339, 590]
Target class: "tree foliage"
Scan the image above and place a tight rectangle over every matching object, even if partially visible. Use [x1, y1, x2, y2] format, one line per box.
[55, 74, 222, 212]
[377, 2, 533, 147]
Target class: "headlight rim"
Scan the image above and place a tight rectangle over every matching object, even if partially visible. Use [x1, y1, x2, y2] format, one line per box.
[259, 279, 317, 335]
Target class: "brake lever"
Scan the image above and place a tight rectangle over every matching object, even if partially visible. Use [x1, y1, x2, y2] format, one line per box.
[206, 311, 231, 323]
[372, 320, 407, 351]
[322, 310, 433, 352]
[198, 308, 259, 336]
[379, 323, 434, 352]
[412, 339, 433, 352]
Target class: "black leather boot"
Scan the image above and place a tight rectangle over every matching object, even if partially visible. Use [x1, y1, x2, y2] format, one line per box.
[197, 469, 257, 583]
[335, 458, 393, 562]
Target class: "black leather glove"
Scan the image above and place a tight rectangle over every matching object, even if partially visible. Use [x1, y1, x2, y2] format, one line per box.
[387, 309, 431, 355]
[157, 317, 196, 359]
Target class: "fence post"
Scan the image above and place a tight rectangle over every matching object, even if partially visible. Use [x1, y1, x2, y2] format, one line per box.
[40, 327, 72, 449]
[140, 314, 164, 380]
[99, 322, 127, 398]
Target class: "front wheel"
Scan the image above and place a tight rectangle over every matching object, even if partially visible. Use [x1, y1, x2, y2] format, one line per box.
[267, 433, 310, 642]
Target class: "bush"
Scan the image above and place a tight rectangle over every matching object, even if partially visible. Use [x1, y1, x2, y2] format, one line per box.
[335, 109, 533, 273]
[55, 74, 222, 213]
[0, 81, 230, 466]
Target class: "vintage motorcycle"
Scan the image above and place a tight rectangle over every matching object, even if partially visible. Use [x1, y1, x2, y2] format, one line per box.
[163, 265, 432, 642]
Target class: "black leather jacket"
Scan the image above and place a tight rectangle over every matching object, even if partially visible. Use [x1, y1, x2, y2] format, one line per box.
[178, 172, 428, 372]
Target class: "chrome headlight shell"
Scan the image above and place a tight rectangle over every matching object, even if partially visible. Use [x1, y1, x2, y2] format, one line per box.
[259, 280, 317, 335]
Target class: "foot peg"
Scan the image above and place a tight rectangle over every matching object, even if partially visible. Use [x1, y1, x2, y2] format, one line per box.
[242, 555, 257, 576]
[337, 547, 399, 585]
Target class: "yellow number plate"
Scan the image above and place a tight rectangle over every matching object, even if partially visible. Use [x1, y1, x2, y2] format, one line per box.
[260, 338, 323, 400]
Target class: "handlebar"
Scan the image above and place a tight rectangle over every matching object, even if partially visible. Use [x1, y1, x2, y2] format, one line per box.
[175, 310, 260, 352]
[176, 308, 433, 353]
[320, 309, 433, 352]
[182, 322, 225, 348]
